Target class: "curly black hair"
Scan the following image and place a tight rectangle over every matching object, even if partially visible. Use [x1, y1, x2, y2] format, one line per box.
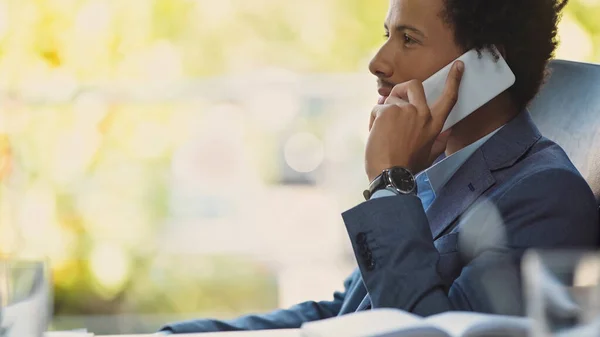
[441, 0, 568, 110]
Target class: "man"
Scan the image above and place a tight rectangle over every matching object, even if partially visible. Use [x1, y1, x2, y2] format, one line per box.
[160, 0, 599, 333]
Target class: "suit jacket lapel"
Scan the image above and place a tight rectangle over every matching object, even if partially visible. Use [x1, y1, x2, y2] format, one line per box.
[426, 111, 542, 240]
[426, 149, 495, 240]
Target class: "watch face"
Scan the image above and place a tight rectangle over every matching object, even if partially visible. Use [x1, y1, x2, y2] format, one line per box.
[389, 167, 415, 193]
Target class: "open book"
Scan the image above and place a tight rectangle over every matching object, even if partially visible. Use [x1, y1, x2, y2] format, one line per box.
[300, 309, 530, 337]
[45, 332, 94, 337]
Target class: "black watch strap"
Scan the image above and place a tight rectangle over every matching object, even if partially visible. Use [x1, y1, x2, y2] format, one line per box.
[363, 167, 417, 200]
[363, 173, 387, 200]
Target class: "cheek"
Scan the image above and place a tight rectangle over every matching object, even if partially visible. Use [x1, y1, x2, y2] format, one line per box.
[391, 52, 445, 83]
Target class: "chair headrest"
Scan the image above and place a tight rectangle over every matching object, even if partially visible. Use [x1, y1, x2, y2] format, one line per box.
[529, 60, 600, 204]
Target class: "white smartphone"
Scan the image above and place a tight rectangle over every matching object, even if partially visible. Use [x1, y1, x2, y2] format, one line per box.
[422, 46, 516, 132]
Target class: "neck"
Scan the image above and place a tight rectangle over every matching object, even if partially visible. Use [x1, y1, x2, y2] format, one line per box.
[445, 93, 520, 155]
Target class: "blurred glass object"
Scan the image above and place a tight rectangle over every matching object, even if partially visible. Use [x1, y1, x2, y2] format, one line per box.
[523, 250, 600, 337]
[0, 258, 52, 337]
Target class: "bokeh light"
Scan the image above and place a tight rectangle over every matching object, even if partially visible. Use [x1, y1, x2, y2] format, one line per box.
[89, 243, 131, 297]
[556, 14, 594, 61]
[284, 132, 325, 173]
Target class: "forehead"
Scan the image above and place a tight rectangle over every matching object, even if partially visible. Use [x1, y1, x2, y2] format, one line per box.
[385, 0, 445, 28]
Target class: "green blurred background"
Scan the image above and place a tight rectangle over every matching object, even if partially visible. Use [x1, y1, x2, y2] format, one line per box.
[0, 0, 598, 334]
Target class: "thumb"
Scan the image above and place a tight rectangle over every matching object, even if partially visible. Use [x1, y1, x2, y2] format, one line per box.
[429, 129, 452, 163]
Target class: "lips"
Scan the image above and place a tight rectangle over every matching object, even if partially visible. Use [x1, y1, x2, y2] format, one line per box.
[378, 96, 388, 104]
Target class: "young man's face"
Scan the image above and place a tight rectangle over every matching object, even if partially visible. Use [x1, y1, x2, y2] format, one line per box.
[369, 0, 465, 99]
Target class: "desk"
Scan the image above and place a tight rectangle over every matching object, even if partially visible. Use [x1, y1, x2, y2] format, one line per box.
[100, 330, 300, 337]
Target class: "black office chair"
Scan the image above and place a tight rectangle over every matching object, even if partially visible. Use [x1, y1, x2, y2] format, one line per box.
[528, 59, 600, 230]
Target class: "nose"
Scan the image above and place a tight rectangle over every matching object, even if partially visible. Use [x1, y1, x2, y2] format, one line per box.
[369, 46, 394, 79]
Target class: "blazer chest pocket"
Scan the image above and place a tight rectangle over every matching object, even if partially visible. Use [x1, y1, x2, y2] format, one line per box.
[434, 232, 459, 255]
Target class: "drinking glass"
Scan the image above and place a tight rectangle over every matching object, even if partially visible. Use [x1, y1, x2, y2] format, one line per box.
[523, 250, 600, 337]
[0, 258, 52, 337]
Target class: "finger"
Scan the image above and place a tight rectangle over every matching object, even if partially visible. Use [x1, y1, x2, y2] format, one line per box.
[369, 104, 390, 131]
[370, 103, 405, 131]
[384, 96, 412, 115]
[388, 80, 428, 113]
[431, 61, 464, 127]
[369, 110, 375, 131]
[370, 99, 408, 131]
[383, 94, 407, 106]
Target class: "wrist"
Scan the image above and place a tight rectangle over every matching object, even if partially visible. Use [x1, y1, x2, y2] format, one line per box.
[364, 166, 417, 200]
[368, 162, 413, 182]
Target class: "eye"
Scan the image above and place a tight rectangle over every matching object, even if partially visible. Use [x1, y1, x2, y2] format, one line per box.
[383, 31, 390, 39]
[403, 33, 417, 45]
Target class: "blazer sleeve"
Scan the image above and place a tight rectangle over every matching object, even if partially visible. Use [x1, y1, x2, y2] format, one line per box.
[159, 270, 357, 333]
[342, 168, 599, 317]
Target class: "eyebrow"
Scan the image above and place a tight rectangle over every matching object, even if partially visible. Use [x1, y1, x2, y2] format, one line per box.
[384, 23, 426, 37]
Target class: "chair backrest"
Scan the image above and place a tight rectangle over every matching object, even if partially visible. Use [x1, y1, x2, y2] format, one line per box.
[528, 60, 600, 206]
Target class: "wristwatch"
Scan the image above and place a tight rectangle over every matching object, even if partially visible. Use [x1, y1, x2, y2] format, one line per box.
[363, 166, 417, 200]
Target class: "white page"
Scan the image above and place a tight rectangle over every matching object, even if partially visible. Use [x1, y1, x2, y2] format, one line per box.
[186, 329, 300, 337]
[94, 330, 299, 337]
[45, 332, 93, 337]
[425, 312, 530, 337]
[301, 309, 450, 337]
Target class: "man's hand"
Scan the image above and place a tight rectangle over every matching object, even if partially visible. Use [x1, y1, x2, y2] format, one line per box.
[365, 61, 464, 182]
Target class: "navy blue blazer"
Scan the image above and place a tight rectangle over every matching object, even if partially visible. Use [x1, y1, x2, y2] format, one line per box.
[162, 111, 599, 333]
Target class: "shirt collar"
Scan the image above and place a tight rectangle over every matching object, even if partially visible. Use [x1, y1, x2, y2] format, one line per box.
[419, 126, 504, 195]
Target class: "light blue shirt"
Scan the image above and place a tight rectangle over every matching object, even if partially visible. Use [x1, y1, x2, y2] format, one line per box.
[372, 127, 502, 208]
